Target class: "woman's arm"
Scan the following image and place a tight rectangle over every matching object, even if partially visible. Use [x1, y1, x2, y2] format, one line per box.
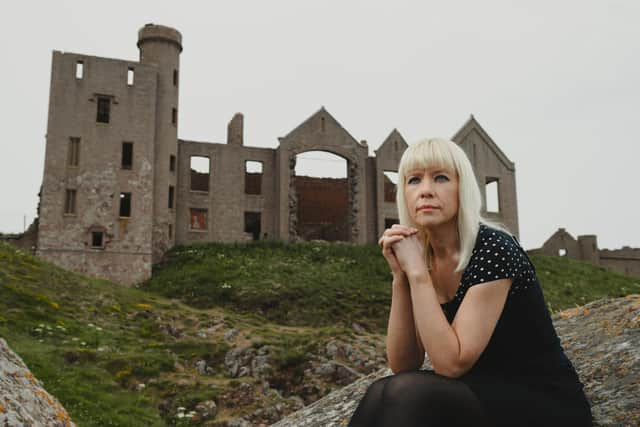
[408, 271, 510, 377]
[386, 274, 425, 373]
[378, 225, 425, 374]
[393, 235, 511, 378]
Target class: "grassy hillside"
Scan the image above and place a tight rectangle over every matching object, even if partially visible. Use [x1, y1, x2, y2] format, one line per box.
[143, 240, 640, 332]
[143, 241, 392, 331]
[1, 239, 638, 426]
[0, 241, 349, 426]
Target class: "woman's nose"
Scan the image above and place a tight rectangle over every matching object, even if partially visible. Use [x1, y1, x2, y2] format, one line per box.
[419, 179, 434, 197]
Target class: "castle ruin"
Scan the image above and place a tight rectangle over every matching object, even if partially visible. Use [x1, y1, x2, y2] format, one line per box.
[34, 24, 520, 285]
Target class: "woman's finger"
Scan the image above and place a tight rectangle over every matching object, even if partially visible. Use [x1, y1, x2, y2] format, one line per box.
[381, 235, 405, 252]
[380, 226, 417, 244]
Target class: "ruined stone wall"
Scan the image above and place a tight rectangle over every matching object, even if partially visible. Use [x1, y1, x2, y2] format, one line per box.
[275, 109, 369, 244]
[453, 121, 519, 238]
[294, 176, 348, 241]
[374, 131, 407, 236]
[176, 141, 277, 244]
[539, 228, 581, 258]
[599, 248, 640, 278]
[534, 228, 640, 279]
[36, 51, 158, 285]
[0, 220, 39, 255]
[365, 157, 378, 242]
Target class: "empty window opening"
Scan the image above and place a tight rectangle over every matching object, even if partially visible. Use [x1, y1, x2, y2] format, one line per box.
[294, 151, 348, 241]
[96, 96, 111, 123]
[76, 61, 84, 79]
[173, 69, 178, 86]
[68, 137, 80, 167]
[91, 231, 104, 248]
[64, 189, 77, 214]
[121, 142, 133, 169]
[168, 223, 173, 239]
[189, 208, 208, 230]
[168, 186, 175, 209]
[245, 212, 261, 241]
[383, 171, 399, 202]
[127, 67, 134, 86]
[485, 178, 500, 212]
[295, 151, 346, 178]
[170, 155, 176, 172]
[558, 248, 567, 256]
[190, 156, 210, 192]
[119, 192, 132, 217]
[245, 161, 263, 195]
[385, 218, 399, 229]
[172, 108, 177, 125]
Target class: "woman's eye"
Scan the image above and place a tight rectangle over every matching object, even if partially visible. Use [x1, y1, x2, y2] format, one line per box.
[435, 174, 449, 182]
[407, 176, 420, 185]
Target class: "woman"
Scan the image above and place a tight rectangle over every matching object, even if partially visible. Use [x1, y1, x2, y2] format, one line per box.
[348, 138, 592, 426]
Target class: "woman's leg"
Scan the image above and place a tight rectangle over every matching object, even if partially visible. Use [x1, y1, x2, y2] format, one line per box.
[348, 375, 393, 427]
[379, 370, 488, 427]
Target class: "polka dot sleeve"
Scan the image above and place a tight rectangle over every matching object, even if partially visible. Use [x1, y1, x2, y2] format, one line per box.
[465, 227, 530, 287]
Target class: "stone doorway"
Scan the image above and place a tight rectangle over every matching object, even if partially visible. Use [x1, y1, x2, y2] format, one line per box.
[292, 151, 349, 241]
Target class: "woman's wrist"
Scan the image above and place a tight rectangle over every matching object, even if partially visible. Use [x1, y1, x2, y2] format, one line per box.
[391, 272, 408, 288]
[405, 268, 431, 286]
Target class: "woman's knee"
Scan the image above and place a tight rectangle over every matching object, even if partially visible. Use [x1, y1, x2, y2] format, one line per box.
[382, 371, 459, 404]
[362, 375, 392, 399]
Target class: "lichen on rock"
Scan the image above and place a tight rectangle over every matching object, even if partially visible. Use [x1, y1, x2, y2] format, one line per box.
[0, 337, 76, 427]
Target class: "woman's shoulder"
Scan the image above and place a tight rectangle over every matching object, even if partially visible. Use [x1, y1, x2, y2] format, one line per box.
[476, 223, 522, 253]
[463, 223, 531, 285]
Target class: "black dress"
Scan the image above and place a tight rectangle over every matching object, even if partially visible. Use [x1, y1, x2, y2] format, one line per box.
[439, 223, 593, 426]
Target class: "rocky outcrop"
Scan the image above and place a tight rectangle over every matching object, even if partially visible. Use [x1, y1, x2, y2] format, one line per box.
[0, 337, 76, 426]
[272, 294, 640, 427]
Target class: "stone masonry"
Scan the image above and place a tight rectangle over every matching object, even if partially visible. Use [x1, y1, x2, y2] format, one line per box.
[529, 228, 640, 279]
[35, 24, 519, 285]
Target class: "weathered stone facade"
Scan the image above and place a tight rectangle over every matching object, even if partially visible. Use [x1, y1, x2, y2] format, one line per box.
[529, 228, 640, 278]
[35, 24, 519, 285]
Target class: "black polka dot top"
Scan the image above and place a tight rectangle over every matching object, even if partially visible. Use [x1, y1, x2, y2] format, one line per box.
[440, 223, 582, 382]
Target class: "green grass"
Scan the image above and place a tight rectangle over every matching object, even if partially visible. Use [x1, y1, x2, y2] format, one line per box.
[529, 254, 640, 312]
[0, 240, 638, 426]
[142, 241, 392, 332]
[142, 241, 640, 333]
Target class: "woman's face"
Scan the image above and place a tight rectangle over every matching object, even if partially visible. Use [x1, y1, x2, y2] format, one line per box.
[404, 165, 459, 230]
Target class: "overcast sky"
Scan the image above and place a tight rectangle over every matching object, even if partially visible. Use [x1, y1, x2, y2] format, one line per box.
[1, 0, 638, 250]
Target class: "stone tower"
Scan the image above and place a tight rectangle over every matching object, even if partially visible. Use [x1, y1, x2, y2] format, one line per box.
[36, 24, 182, 284]
[137, 24, 183, 262]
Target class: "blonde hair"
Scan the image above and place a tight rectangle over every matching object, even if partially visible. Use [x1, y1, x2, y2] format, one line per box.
[395, 137, 510, 273]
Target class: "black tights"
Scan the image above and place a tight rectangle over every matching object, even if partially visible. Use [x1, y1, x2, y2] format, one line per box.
[348, 370, 489, 427]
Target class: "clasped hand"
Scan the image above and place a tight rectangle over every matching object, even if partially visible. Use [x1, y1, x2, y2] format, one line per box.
[378, 224, 428, 280]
